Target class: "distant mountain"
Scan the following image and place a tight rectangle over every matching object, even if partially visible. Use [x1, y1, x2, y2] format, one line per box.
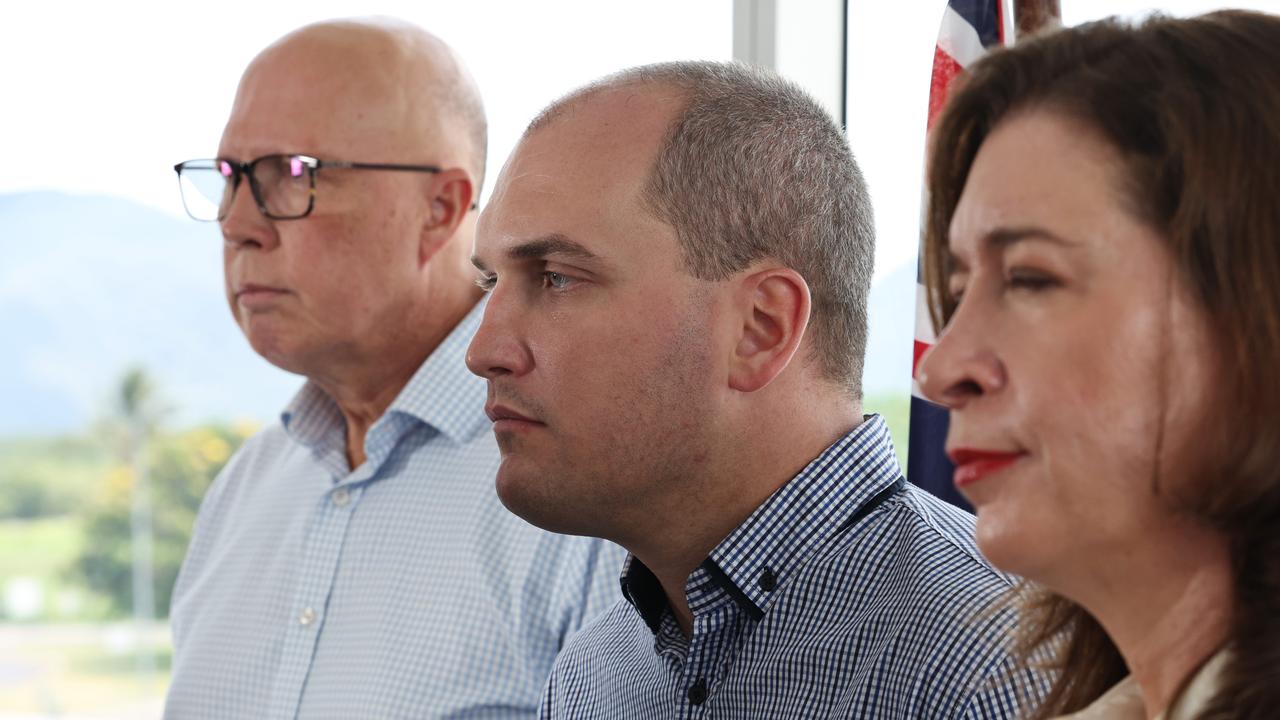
[0, 190, 917, 436]
[0, 191, 300, 435]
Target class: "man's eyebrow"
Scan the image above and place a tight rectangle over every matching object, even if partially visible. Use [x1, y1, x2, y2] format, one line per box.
[470, 234, 604, 275]
[508, 234, 600, 263]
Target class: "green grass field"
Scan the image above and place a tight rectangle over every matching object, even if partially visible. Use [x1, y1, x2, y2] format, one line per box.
[0, 519, 170, 717]
[0, 495, 170, 717]
[0, 515, 81, 623]
[0, 516, 80, 576]
[0, 516, 114, 622]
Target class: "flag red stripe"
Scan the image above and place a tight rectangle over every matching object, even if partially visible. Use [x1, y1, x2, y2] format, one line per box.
[912, 339, 933, 378]
[927, 47, 964, 130]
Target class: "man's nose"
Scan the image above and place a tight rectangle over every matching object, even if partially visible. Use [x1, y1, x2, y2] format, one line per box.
[466, 287, 535, 380]
[220, 179, 280, 251]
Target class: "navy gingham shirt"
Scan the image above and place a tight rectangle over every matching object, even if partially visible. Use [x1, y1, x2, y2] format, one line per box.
[541, 415, 1047, 719]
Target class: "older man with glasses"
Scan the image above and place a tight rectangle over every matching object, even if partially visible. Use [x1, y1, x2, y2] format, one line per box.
[166, 17, 622, 719]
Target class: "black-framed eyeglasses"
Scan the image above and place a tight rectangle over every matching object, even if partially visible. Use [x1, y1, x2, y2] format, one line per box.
[173, 154, 464, 222]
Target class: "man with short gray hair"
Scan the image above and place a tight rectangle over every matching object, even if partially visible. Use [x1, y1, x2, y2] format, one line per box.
[467, 61, 1046, 717]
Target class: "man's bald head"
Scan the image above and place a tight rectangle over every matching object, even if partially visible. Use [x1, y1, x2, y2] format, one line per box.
[227, 17, 486, 192]
[216, 17, 490, 387]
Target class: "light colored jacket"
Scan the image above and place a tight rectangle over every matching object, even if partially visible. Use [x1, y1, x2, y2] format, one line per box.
[1060, 649, 1228, 720]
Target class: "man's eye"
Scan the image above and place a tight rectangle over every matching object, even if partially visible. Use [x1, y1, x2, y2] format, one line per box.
[542, 271, 573, 290]
[475, 274, 497, 292]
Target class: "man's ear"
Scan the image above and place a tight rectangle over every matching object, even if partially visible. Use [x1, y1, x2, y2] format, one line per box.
[728, 267, 811, 393]
[420, 168, 475, 261]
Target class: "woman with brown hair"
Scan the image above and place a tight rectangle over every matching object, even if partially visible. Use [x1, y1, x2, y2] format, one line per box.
[915, 9, 1280, 719]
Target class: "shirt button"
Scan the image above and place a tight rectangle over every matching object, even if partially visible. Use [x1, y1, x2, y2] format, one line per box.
[687, 677, 708, 705]
[332, 488, 351, 507]
[298, 607, 317, 626]
[758, 568, 777, 592]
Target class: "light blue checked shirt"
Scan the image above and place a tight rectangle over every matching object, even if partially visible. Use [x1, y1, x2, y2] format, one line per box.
[542, 415, 1047, 719]
[166, 300, 625, 719]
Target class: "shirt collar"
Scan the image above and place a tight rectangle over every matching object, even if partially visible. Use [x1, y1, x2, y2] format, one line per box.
[281, 382, 344, 454]
[621, 415, 904, 631]
[1162, 648, 1230, 720]
[1072, 648, 1231, 720]
[281, 298, 490, 450]
[619, 555, 669, 634]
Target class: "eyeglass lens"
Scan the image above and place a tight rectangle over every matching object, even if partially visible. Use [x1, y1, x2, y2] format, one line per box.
[177, 155, 313, 221]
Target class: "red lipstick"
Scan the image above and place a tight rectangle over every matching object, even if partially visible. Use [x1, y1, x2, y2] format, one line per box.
[947, 448, 1023, 488]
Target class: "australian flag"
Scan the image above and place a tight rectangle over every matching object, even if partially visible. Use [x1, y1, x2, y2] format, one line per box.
[907, 0, 1007, 511]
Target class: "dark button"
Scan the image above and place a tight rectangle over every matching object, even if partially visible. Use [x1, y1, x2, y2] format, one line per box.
[687, 677, 708, 705]
[758, 568, 777, 592]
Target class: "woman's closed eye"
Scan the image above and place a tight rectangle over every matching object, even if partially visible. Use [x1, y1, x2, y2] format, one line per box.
[1006, 267, 1060, 292]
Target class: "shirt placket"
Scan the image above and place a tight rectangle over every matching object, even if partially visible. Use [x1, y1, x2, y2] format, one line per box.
[677, 601, 739, 719]
[264, 478, 366, 720]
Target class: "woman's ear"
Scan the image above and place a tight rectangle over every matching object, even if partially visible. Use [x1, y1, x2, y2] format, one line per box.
[727, 267, 811, 393]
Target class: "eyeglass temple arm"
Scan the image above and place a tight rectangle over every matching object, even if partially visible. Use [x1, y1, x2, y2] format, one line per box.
[316, 161, 479, 210]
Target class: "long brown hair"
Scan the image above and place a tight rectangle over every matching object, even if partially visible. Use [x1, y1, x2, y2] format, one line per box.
[923, 11, 1280, 718]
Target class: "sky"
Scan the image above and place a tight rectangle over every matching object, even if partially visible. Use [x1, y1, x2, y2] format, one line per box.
[0, 2, 731, 215]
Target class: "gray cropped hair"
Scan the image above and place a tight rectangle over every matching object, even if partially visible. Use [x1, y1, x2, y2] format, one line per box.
[527, 61, 875, 395]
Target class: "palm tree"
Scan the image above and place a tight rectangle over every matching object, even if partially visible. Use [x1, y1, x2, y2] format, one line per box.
[113, 367, 165, 679]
